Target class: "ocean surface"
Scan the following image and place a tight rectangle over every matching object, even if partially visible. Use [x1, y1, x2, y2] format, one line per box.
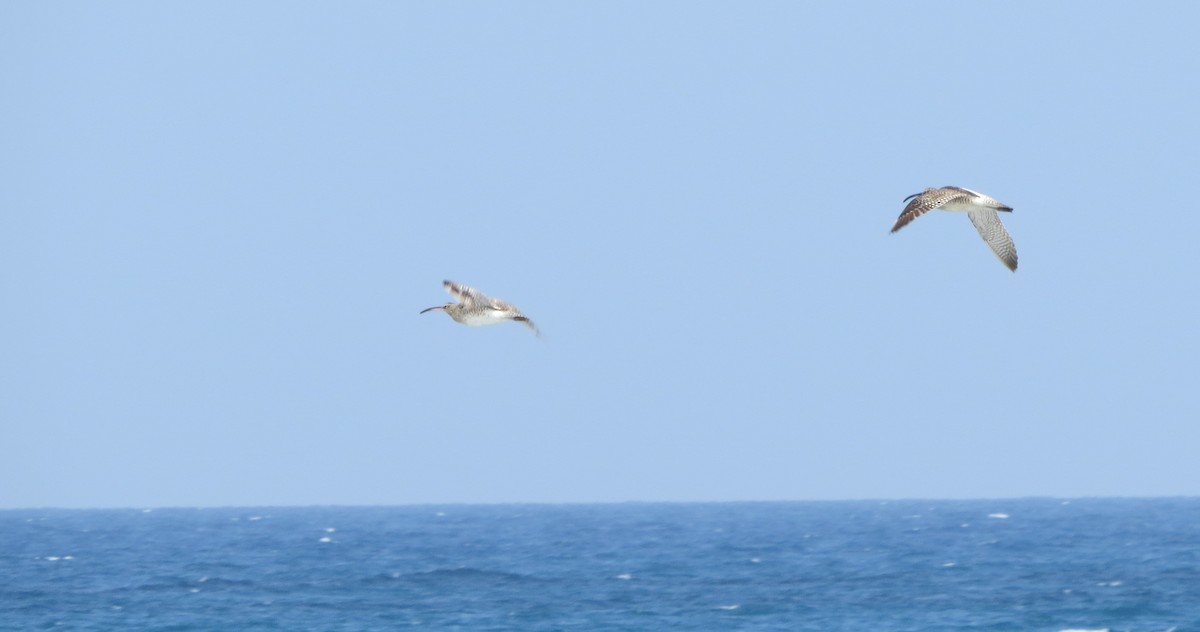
[2, 499, 1197, 631]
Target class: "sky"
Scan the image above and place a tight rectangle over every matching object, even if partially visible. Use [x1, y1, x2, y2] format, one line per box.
[2, 2, 1199, 509]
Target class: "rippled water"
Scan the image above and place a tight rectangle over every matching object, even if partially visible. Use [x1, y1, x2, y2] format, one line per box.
[2, 499, 1197, 630]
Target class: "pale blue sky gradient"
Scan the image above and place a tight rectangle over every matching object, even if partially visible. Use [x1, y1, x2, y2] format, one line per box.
[3, 2, 1199, 508]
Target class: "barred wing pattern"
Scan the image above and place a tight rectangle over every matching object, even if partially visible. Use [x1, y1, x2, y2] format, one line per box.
[891, 187, 975, 233]
[444, 280, 491, 309]
[967, 209, 1018, 272]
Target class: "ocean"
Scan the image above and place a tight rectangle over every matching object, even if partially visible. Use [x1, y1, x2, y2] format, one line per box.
[2, 499, 1196, 631]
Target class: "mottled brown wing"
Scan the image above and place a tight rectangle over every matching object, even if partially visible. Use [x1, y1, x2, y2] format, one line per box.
[891, 188, 973, 233]
[443, 280, 493, 309]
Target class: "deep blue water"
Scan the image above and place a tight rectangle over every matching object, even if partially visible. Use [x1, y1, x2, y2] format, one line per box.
[1, 499, 1197, 631]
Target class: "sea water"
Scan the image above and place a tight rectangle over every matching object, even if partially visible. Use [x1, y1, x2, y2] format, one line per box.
[2, 499, 1197, 631]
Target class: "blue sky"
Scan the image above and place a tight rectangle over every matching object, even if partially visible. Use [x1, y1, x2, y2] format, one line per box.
[3, 2, 1198, 508]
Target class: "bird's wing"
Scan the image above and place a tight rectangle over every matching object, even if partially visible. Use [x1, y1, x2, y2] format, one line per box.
[485, 295, 523, 311]
[944, 185, 984, 198]
[967, 209, 1018, 272]
[512, 315, 540, 337]
[443, 280, 492, 308]
[891, 188, 975, 233]
[947, 186, 1011, 211]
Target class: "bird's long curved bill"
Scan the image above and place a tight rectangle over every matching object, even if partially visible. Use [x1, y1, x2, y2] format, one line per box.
[419, 305, 446, 314]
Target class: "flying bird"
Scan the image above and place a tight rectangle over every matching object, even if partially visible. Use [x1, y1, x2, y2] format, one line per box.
[891, 186, 1018, 272]
[420, 280, 540, 335]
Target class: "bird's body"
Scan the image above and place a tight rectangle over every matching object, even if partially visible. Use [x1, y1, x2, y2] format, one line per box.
[420, 280, 539, 335]
[891, 186, 1018, 272]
